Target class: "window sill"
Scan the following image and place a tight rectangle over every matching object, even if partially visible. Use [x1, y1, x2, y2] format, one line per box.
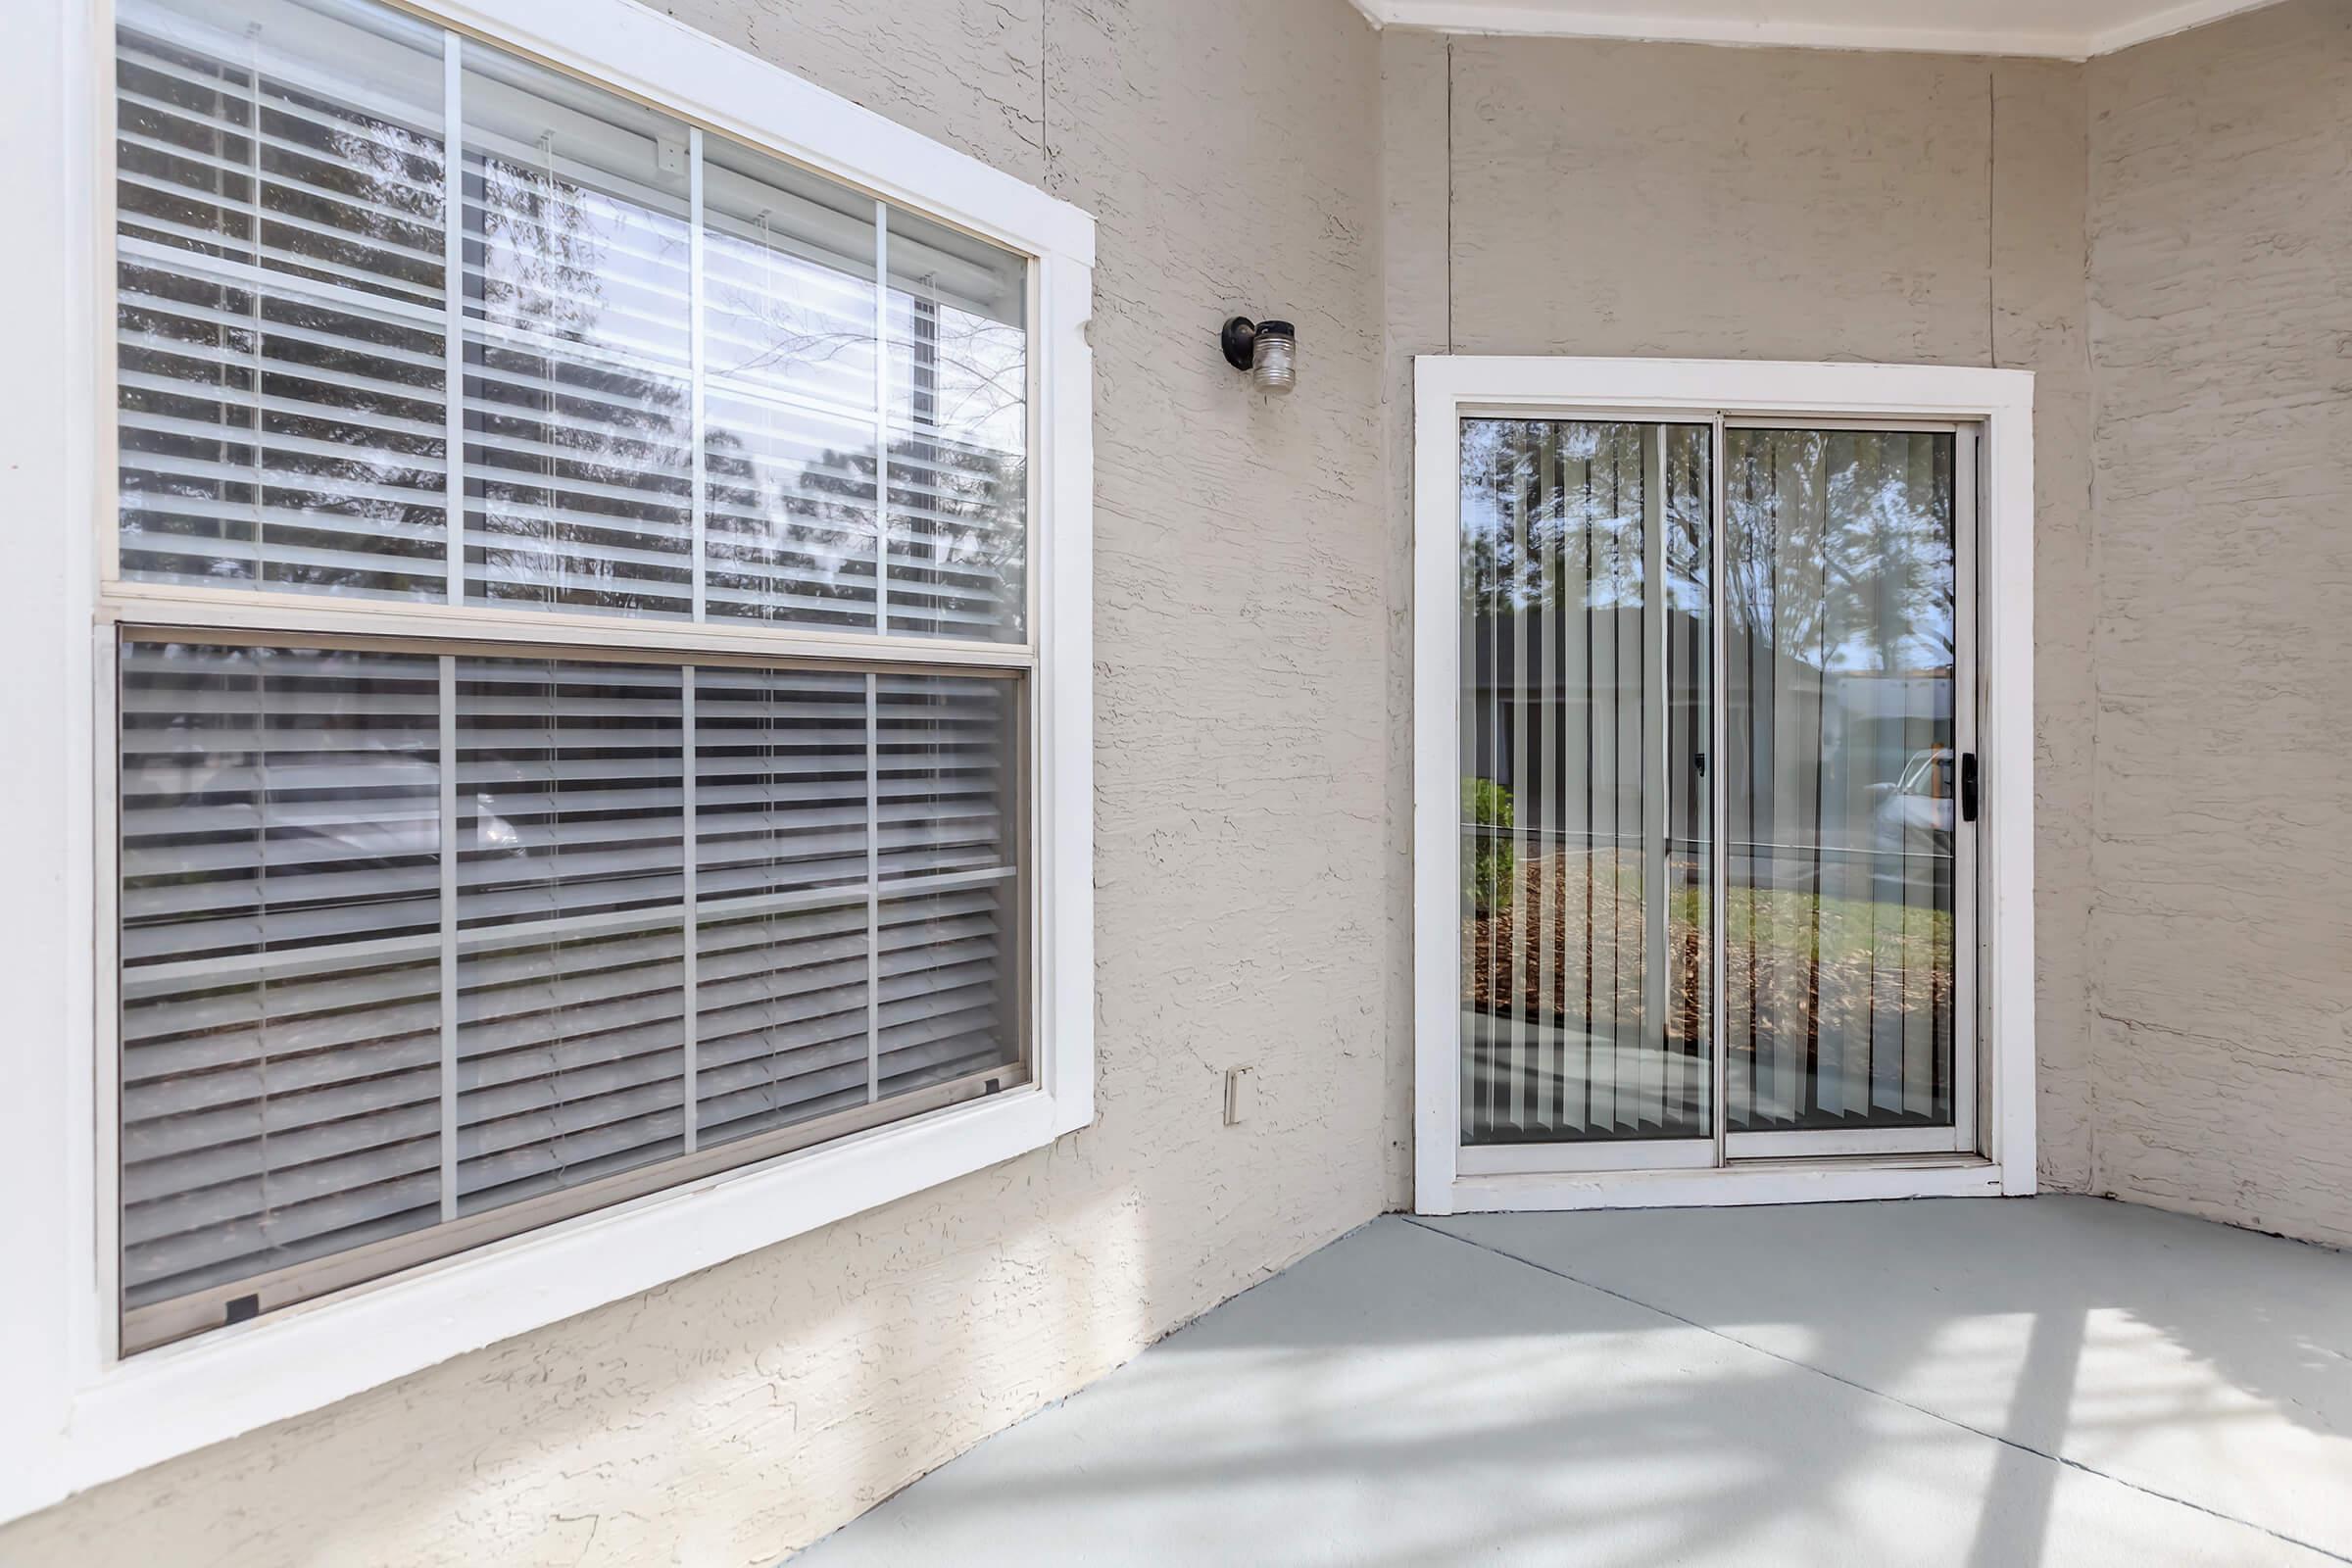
[45, 1076, 1089, 1515]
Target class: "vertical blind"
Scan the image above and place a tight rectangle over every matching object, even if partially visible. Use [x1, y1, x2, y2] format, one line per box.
[111, 0, 1038, 1351]
[1456, 420, 1961, 1151]
[1456, 420, 1713, 1146]
[1722, 429, 1957, 1133]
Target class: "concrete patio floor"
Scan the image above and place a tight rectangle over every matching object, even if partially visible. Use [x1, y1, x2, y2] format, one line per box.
[795, 1196, 2352, 1566]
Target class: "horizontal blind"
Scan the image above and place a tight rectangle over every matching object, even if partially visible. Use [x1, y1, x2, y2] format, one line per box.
[117, 0, 1029, 641]
[120, 640, 446, 1309]
[878, 672, 1016, 879]
[884, 208, 1028, 642]
[877, 886, 1018, 1101]
[453, 658, 689, 1212]
[120, 635, 1022, 1345]
[117, 0, 452, 600]
[698, 141, 884, 629]
[111, 0, 1041, 1355]
[693, 900, 873, 1148]
[457, 46, 698, 619]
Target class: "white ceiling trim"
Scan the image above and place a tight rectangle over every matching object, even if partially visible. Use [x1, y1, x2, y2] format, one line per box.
[2084, 0, 2283, 54]
[1346, 0, 2286, 60]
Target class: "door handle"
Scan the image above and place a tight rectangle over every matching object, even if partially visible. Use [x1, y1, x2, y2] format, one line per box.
[1960, 752, 1980, 822]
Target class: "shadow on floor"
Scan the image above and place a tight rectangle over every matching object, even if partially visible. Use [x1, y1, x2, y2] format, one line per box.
[794, 1196, 2351, 1567]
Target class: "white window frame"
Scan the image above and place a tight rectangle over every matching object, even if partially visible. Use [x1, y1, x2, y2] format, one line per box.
[2, 0, 1094, 1523]
[1411, 356, 2035, 1216]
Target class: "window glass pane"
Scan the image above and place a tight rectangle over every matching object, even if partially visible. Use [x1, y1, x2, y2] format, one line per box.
[457, 49, 690, 363]
[114, 0, 1039, 641]
[119, 639, 446, 1314]
[877, 885, 1020, 1102]
[693, 898, 873, 1149]
[700, 140, 880, 628]
[1722, 429, 1957, 1132]
[450, 657, 689, 1211]
[119, 635, 1025, 1349]
[885, 206, 1028, 641]
[878, 670, 1019, 879]
[1457, 419, 1713, 1146]
[701, 143, 877, 408]
[116, 0, 452, 599]
[458, 46, 695, 617]
[694, 664, 870, 896]
[462, 338, 695, 616]
[117, 0, 448, 303]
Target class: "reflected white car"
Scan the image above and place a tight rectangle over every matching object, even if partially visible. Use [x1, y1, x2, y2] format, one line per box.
[147, 751, 520, 863]
[1870, 747, 1954, 889]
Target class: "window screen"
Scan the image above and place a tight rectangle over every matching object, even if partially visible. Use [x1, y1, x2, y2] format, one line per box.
[111, 0, 1034, 1351]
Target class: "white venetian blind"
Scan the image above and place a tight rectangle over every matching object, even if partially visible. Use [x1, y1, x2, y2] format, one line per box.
[119, 640, 447, 1311]
[885, 209, 1029, 641]
[457, 50, 698, 618]
[116, 0, 1031, 640]
[452, 658, 690, 1213]
[110, 0, 1038, 1356]
[119, 638, 1021, 1346]
[115, 0, 451, 599]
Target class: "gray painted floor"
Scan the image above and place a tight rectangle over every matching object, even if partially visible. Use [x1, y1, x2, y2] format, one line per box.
[796, 1197, 2352, 1566]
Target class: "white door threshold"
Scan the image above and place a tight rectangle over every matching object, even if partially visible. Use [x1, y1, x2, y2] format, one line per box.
[1430, 1155, 2013, 1215]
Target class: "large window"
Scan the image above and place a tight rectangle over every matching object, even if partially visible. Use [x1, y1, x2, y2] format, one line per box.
[106, 0, 1065, 1353]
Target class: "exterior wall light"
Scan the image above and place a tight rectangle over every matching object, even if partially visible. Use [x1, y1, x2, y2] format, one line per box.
[1221, 316, 1297, 396]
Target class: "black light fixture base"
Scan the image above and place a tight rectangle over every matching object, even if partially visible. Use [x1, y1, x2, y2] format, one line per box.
[1220, 316, 1258, 370]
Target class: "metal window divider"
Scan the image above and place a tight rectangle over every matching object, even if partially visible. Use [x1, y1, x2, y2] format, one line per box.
[438, 653, 460, 1221]
[681, 663, 699, 1152]
[874, 199, 891, 636]
[1708, 413, 1730, 1167]
[867, 200, 889, 1102]
[865, 670, 882, 1102]
[682, 125, 707, 1154]
[441, 31, 464, 604]
[1641, 426, 1669, 1133]
[437, 31, 466, 1220]
[244, 25, 268, 577]
[688, 126, 707, 624]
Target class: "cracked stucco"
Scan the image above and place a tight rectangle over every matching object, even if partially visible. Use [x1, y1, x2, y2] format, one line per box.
[4, 1, 2346, 1562]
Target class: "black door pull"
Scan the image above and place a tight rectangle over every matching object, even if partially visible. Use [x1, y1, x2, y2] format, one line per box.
[1960, 752, 1980, 822]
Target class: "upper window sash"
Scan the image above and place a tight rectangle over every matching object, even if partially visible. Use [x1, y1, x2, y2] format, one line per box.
[106, 0, 1037, 656]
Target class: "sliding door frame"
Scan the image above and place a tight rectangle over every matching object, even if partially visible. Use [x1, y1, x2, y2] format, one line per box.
[1412, 357, 2035, 1216]
[1717, 416, 1978, 1162]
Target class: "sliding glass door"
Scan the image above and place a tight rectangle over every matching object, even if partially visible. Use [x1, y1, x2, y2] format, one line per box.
[1456, 419, 1713, 1166]
[1454, 416, 1975, 1170]
[1720, 426, 1974, 1154]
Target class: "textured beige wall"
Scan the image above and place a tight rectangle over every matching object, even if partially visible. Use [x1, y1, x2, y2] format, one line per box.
[1378, 33, 2099, 1189]
[2083, 0, 2352, 1248]
[15, 5, 2347, 1560]
[0, 1, 1394, 1562]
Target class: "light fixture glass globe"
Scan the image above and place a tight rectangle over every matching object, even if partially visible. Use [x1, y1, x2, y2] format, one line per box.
[1251, 327, 1296, 396]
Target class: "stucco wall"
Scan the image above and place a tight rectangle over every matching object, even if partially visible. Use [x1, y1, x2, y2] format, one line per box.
[2083, 0, 2352, 1249]
[13, 4, 2349, 1560]
[1377, 32, 2100, 1190]
[0, 1, 1395, 1562]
